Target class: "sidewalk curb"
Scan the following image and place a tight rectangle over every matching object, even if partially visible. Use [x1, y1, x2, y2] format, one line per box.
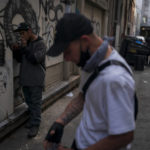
[0, 75, 80, 141]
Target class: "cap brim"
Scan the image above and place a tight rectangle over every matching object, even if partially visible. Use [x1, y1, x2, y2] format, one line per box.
[47, 42, 69, 57]
[13, 28, 28, 32]
[14, 29, 21, 32]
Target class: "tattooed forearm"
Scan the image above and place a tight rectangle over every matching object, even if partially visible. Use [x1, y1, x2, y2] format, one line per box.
[56, 93, 84, 126]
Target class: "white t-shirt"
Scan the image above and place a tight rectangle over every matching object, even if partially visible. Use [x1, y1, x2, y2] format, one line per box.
[76, 50, 135, 149]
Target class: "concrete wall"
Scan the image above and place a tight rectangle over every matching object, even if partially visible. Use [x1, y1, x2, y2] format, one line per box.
[0, 0, 75, 122]
[77, 0, 108, 37]
[0, 50, 13, 122]
[0, 0, 109, 122]
[107, 0, 136, 50]
[0, 0, 14, 122]
[84, 2, 103, 36]
[141, 0, 150, 26]
[135, 0, 143, 35]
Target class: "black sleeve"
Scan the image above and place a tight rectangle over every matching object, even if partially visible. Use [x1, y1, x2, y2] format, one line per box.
[13, 47, 24, 63]
[25, 41, 46, 64]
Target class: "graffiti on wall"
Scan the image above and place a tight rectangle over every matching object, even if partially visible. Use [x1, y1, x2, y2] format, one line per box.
[0, 0, 63, 49]
[0, 71, 7, 96]
[91, 20, 101, 36]
[4, 0, 39, 46]
[0, 0, 64, 105]
[38, 0, 64, 64]
[38, 0, 63, 49]
[90, 6, 101, 36]
[76, 9, 101, 36]
[39, 0, 63, 22]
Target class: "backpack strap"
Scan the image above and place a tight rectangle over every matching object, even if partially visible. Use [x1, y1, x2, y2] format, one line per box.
[82, 59, 138, 120]
[83, 60, 131, 96]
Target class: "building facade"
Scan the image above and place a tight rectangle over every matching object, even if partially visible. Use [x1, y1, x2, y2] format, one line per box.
[107, 0, 136, 50]
[0, 0, 110, 123]
[0, 0, 136, 132]
[141, 0, 150, 26]
[134, 0, 143, 35]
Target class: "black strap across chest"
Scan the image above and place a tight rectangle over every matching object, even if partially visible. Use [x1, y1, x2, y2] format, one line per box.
[82, 60, 138, 120]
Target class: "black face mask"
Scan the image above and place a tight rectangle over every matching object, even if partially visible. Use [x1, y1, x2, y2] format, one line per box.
[77, 49, 91, 68]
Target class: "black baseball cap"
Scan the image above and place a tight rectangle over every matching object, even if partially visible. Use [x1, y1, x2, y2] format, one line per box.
[47, 13, 93, 57]
[14, 22, 31, 32]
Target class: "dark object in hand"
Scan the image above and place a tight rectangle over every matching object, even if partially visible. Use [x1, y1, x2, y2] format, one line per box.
[45, 122, 64, 143]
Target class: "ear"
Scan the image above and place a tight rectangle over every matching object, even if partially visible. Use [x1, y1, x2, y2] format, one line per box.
[80, 35, 90, 43]
[80, 35, 91, 48]
[80, 35, 90, 52]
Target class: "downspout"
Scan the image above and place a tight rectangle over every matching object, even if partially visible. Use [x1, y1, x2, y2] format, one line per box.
[123, 0, 133, 36]
[123, 0, 128, 37]
[60, 0, 77, 80]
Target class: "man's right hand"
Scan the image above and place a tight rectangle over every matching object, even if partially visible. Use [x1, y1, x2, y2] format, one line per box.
[11, 43, 20, 51]
[44, 122, 64, 149]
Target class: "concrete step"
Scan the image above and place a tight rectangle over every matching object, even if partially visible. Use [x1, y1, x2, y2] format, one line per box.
[0, 75, 79, 141]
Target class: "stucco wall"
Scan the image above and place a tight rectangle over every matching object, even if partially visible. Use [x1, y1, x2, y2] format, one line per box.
[0, 0, 109, 122]
[0, 0, 68, 121]
[84, 2, 103, 36]
[141, 0, 150, 26]
[135, 0, 143, 34]
[0, 51, 13, 122]
[83, 0, 108, 38]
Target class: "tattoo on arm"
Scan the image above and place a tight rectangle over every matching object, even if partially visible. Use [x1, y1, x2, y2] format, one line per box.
[58, 93, 84, 125]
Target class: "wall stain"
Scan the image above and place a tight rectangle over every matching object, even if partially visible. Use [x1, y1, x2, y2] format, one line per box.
[0, 0, 64, 106]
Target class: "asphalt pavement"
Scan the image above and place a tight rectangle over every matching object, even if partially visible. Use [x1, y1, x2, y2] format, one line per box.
[0, 66, 150, 150]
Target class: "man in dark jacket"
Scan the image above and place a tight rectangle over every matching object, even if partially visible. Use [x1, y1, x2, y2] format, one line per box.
[12, 22, 46, 138]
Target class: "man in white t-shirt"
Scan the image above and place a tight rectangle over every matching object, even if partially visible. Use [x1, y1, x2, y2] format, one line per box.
[44, 13, 136, 150]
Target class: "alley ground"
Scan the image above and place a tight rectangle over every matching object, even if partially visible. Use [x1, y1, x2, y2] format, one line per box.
[0, 66, 150, 150]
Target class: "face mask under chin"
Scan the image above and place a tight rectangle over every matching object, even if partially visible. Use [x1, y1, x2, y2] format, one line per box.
[77, 49, 91, 68]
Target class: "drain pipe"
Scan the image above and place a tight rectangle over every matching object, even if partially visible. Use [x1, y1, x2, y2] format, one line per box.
[60, 0, 75, 80]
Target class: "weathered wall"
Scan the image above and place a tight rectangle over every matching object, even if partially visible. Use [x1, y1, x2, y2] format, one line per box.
[107, 0, 136, 50]
[0, 53, 13, 122]
[0, 0, 68, 122]
[135, 0, 143, 35]
[84, 2, 103, 36]
[0, 0, 109, 122]
[141, 0, 150, 26]
[77, 0, 108, 37]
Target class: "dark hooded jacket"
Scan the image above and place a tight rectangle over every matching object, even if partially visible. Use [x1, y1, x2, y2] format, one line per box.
[13, 36, 46, 87]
